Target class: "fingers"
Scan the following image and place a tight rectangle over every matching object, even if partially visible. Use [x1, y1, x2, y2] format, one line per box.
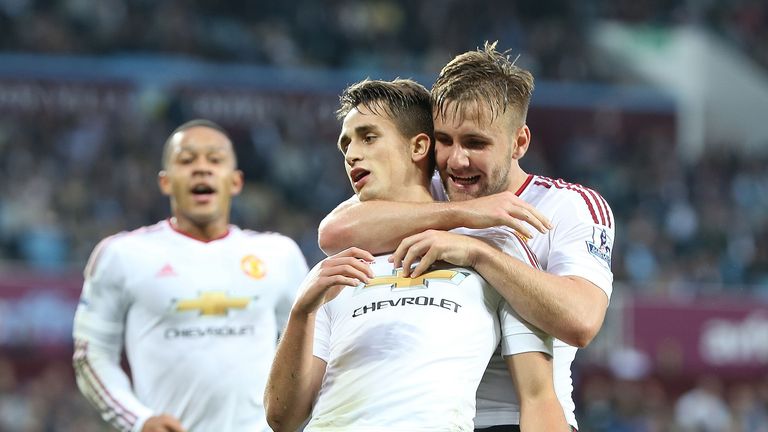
[503, 194, 552, 233]
[390, 233, 421, 270]
[336, 246, 376, 263]
[146, 415, 185, 432]
[517, 205, 552, 234]
[408, 248, 438, 278]
[507, 219, 534, 240]
[321, 256, 373, 282]
[391, 232, 442, 278]
[400, 238, 431, 278]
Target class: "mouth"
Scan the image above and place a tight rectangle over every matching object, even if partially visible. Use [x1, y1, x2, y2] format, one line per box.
[448, 174, 480, 187]
[349, 167, 371, 190]
[190, 183, 217, 203]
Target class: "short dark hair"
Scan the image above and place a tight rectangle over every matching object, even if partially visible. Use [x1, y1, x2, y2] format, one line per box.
[161, 119, 236, 169]
[432, 41, 534, 127]
[337, 78, 433, 142]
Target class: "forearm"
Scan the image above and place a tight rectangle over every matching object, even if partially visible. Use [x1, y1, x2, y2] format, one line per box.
[473, 246, 608, 347]
[318, 200, 464, 255]
[519, 396, 569, 432]
[72, 338, 153, 432]
[264, 311, 323, 431]
[506, 352, 568, 432]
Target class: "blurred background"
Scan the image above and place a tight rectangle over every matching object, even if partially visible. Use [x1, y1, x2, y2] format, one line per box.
[0, 0, 767, 430]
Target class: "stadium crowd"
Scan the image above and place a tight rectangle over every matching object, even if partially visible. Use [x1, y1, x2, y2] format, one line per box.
[1, 0, 767, 80]
[1, 101, 767, 294]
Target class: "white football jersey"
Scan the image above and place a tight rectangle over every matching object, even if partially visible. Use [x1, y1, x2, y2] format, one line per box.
[433, 173, 615, 429]
[307, 227, 551, 432]
[72, 220, 308, 432]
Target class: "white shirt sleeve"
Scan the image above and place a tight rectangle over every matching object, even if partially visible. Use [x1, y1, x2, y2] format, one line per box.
[498, 302, 553, 357]
[547, 193, 615, 300]
[72, 236, 154, 432]
[312, 304, 332, 362]
[275, 237, 310, 334]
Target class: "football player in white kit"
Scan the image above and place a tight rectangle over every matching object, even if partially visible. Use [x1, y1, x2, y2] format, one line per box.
[318, 43, 615, 431]
[72, 120, 308, 432]
[264, 79, 567, 432]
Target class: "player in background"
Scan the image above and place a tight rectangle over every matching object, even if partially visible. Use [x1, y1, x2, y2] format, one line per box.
[72, 120, 308, 432]
[318, 42, 615, 431]
[264, 79, 567, 432]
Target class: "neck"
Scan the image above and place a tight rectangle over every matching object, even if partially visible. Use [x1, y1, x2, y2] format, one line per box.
[170, 216, 229, 242]
[393, 184, 434, 203]
[507, 168, 531, 195]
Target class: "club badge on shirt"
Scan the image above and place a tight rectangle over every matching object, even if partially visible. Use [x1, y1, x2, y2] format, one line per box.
[241, 255, 266, 279]
[586, 227, 613, 268]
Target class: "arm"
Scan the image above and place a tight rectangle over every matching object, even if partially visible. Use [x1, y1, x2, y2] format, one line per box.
[473, 250, 607, 348]
[264, 311, 328, 432]
[318, 192, 551, 255]
[392, 230, 608, 347]
[73, 238, 184, 432]
[505, 352, 569, 432]
[264, 247, 374, 431]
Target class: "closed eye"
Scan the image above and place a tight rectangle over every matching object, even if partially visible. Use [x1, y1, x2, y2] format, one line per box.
[463, 139, 488, 150]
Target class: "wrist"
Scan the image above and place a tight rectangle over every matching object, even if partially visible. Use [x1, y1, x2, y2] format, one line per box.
[443, 201, 467, 228]
[289, 307, 316, 322]
[468, 240, 495, 269]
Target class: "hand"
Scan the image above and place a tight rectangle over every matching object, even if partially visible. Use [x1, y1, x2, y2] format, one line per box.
[455, 191, 551, 239]
[141, 414, 185, 432]
[293, 247, 375, 315]
[391, 230, 491, 278]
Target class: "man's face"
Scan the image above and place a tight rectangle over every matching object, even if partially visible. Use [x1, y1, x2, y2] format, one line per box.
[158, 126, 243, 226]
[338, 105, 411, 202]
[434, 102, 515, 201]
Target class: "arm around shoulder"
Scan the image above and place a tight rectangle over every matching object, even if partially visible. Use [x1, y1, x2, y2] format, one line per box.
[318, 198, 468, 255]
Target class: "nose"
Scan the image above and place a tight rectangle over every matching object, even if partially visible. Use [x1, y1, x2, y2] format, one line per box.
[191, 159, 214, 176]
[446, 144, 470, 169]
[345, 141, 363, 166]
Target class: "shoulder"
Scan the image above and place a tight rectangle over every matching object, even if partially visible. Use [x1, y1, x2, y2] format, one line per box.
[83, 222, 166, 278]
[238, 227, 304, 255]
[530, 176, 613, 228]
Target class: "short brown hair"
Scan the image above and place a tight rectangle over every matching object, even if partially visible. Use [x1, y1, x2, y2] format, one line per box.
[432, 41, 534, 127]
[337, 78, 433, 142]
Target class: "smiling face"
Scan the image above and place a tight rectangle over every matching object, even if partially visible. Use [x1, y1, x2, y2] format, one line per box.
[158, 126, 243, 230]
[434, 101, 530, 201]
[338, 104, 424, 202]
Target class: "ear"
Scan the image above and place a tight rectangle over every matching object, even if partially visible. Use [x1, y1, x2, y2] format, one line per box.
[512, 125, 531, 160]
[230, 170, 244, 196]
[410, 132, 432, 164]
[158, 170, 172, 196]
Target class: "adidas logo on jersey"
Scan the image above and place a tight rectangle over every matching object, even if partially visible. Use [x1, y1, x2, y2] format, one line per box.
[156, 263, 177, 277]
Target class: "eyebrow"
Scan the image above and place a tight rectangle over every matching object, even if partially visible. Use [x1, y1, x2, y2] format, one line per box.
[433, 129, 492, 141]
[337, 124, 381, 152]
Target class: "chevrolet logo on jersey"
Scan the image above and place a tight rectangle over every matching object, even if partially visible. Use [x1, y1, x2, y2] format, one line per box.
[173, 291, 256, 316]
[355, 269, 469, 294]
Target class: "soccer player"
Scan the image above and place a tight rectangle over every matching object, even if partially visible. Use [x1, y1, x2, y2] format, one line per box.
[318, 43, 615, 431]
[72, 120, 308, 432]
[264, 79, 567, 432]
